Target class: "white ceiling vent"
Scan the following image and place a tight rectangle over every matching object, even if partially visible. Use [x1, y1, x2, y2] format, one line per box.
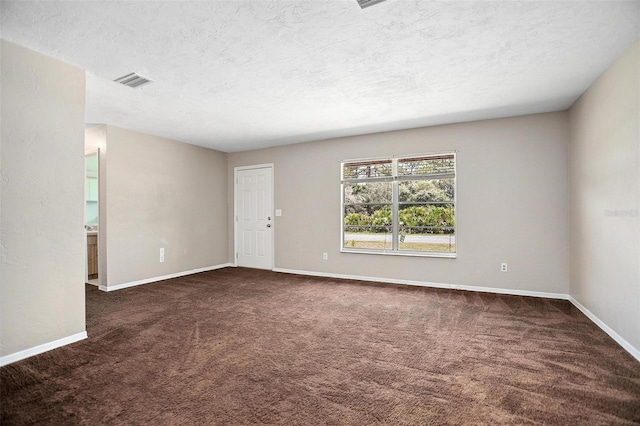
[113, 73, 153, 88]
[357, 0, 386, 9]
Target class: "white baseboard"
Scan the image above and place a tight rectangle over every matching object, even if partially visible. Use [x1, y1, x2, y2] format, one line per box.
[3, 268, 637, 367]
[273, 267, 640, 362]
[272, 267, 568, 300]
[0, 331, 88, 367]
[99, 263, 234, 292]
[568, 296, 640, 362]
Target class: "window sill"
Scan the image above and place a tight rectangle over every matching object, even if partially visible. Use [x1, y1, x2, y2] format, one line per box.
[340, 248, 456, 259]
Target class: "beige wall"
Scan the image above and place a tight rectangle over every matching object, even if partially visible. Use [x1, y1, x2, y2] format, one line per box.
[0, 40, 86, 357]
[568, 39, 640, 351]
[104, 125, 228, 288]
[228, 112, 570, 294]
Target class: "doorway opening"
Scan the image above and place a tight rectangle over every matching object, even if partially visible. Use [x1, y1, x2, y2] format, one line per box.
[85, 151, 99, 285]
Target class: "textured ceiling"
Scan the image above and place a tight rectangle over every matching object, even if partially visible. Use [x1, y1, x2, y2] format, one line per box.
[2, 1, 639, 152]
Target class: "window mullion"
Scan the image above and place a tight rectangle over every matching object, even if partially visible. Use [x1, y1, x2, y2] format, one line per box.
[392, 180, 399, 251]
[392, 159, 399, 252]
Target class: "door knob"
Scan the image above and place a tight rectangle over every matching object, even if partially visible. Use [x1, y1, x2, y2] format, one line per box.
[267, 224, 271, 228]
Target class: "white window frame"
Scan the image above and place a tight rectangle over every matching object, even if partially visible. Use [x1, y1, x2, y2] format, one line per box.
[340, 152, 457, 259]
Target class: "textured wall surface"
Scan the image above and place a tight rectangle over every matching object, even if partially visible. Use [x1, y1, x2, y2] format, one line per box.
[0, 40, 86, 356]
[228, 112, 570, 294]
[1, 1, 639, 152]
[569, 39, 640, 352]
[104, 126, 228, 288]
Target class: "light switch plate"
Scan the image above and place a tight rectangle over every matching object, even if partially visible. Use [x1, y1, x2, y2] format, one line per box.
[275, 209, 282, 216]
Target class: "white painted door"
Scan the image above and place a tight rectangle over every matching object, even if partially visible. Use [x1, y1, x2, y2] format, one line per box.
[236, 167, 273, 269]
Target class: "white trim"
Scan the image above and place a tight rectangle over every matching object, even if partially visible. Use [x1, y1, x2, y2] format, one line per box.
[340, 248, 457, 258]
[340, 152, 457, 258]
[568, 296, 640, 362]
[272, 267, 640, 362]
[272, 267, 568, 300]
[99, 263, 234, 292]
[234, 163, 274, 172]
[340, 150, 459, 164]
[0, 331, 88, 367]
[233, 164, 275, 270]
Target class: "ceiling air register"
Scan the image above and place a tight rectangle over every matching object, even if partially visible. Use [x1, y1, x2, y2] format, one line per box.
[357, 0, 386, 8]
[113, 73, 153, 88]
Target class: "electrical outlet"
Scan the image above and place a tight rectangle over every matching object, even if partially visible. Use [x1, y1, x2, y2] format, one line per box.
[501, 263, 508, 272]
[323, 252, 328, 260]
[160, 248, 165, 263]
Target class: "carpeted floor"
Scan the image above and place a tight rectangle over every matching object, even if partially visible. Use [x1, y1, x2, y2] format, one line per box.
[1, 267, 639, 425]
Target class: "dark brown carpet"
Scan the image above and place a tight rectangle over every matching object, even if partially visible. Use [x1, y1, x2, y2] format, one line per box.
[1, 267, 639, 425]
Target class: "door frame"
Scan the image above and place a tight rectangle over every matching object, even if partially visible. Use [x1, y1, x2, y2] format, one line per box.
[84, 149, 100, 284]
[233, 163, 275, 269]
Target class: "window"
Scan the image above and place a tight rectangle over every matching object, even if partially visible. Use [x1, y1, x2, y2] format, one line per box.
[341, 153, 456, 257]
